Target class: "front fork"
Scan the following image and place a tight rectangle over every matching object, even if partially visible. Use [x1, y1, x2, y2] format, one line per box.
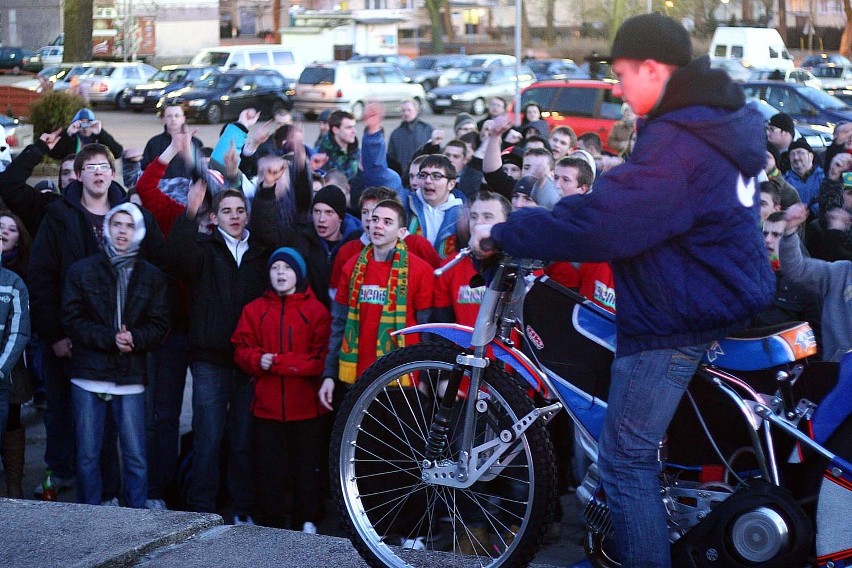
[421, 346, 562, 489]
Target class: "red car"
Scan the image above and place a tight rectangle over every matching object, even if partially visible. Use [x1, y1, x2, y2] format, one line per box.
[515, 79, 624, 153]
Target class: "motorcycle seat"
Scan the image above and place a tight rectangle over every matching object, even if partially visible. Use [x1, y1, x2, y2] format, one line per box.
[702, 321, 818, 372]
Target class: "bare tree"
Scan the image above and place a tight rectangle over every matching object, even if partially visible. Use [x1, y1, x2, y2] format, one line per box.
[64, 0, 94, 62]
[425, 0, 446, 52]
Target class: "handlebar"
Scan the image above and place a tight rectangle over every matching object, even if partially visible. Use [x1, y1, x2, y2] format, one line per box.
[434, 248, 471, 276]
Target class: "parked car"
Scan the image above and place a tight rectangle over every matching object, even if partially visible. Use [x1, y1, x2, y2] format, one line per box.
[293, 61, 426, 120]
[799, 53, 852, 70]
[516, 79, 624, 152]
[525, 58, 586, 81]
[160, 69, 292, 124]
[12, 65, 66, 91]
[119, 64, 217, 111]
[427, 66, 536, 115]
[30, 46, 64, 67]
[810, 63, 852, 89]
[0, 115, 34, 158]
[349, 54, 413, 71]
[824, 87, 852, 106]
[748, 68, 822, 89]
[0, 47, 37, 74]
[191, 44, 303, 81]
[407, 55, 475, 91]
[741, 81, 852, 129]
[51, 62, 107, 92]
[467, 53, 516, 67]
[78, 62, 158, 107]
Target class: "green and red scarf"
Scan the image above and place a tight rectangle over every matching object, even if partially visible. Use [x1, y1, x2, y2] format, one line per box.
[339, 241, 409, 384]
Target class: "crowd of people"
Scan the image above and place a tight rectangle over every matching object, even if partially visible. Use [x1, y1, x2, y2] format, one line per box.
[0, 18, 849, 563]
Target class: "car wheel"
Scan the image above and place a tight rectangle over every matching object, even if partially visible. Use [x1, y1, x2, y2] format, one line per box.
[11, 65, 21, 75]
[430, 106, 444, 115]
[270, 99, 285, 116]
[423, 79, 435, 91]
[471, 98, 486, 115]
[413, 97, 424, 111]
[351, 101, 364, 121]
[116, 93, 128, 110]
[206, 103, 222, 124]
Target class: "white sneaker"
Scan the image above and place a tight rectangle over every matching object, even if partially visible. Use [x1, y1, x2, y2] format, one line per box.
[100, 497, 120, 506]
[302, 521, 317, 534]
[145, 499, 168, 510]
[233, 514, 255, 526]
[400, 536, 426, 551]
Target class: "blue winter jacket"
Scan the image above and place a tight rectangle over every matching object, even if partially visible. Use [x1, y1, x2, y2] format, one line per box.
[492, 56, 775, 356]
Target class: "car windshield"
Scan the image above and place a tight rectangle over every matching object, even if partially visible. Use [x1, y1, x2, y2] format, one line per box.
[413, 58, 436, 70]
[196, 51, 229, 66]
[451, 69, 489, 85]
[151, 68, 189, 82]
[38, 66, 62, 78]
[194, 74, 236, 89]
[794, 85, 849, 110]
[87, 66, 116, 77]
[812, 66, 844, 79]
[298, 67, 335, 85]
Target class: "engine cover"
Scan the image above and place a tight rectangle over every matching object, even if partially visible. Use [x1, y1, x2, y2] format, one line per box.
[671, 480, 812, 568]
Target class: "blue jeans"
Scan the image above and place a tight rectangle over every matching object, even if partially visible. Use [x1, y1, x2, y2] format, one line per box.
[71, 384, 148, 508]
[598, 344, 708, 568]
[186, 361, 254, 516]
[145, 333, 189, 499]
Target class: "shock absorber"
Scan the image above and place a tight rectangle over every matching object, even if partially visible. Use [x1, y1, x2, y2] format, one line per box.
[423, 364, 467, 462]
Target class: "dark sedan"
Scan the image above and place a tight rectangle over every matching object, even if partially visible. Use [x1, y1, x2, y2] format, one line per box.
[741, 81, 852, 129]
[159, 69, 292, 124]
[120, 65, 217, 111]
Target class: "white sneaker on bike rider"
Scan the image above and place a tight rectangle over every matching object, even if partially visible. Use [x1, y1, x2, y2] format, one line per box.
[400, 536, 426, 550]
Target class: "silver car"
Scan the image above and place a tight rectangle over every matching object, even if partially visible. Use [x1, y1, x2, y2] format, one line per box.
[78, 62, 158, 108]
[426, 66, 536, 115]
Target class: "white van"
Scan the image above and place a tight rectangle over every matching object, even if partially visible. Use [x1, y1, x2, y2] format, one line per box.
[710, 27, 793, 80]
[191, 45, 303, 80]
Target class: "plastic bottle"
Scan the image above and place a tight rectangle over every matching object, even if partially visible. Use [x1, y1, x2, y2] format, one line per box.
[41, 469, 57, 501]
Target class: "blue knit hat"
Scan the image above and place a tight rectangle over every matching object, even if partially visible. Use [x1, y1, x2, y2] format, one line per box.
[268, 247, 307, 288]
[73, 108, 96, 123]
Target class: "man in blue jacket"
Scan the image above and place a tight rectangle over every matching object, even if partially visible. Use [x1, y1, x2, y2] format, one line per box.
[471, 13, 774, 567]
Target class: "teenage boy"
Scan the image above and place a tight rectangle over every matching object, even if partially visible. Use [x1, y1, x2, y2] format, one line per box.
[48, 108, 124, 161]
[471, 14, 774, 566]
[320, 199, 434, 406]
[231, 247, 331, 532]
[314, 110, 360, 181]
[434, 191, 509, 326]
[62, 203, 169, 508]
[28, 143, 166, 499]
[167, 185, 267, 524]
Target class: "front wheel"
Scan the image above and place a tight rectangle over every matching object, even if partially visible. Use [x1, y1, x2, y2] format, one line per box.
[331, 343, 556, 567]
[205, 103, 222, 124]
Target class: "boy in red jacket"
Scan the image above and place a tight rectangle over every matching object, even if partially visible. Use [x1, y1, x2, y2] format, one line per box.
[231, 247, 331, 532]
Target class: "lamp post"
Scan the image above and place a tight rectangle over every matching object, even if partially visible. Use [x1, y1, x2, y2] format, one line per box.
[514, 0, 522, 124]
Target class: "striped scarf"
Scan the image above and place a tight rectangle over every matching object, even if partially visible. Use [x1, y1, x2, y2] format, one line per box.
[339, 241, 409, 384]
[407, 216, 458, 259]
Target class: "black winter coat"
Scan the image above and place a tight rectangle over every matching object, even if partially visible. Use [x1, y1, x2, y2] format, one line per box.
[61, 254, 170, 384]
[27, 181, 167, 343]
[166, 215, 268, 367]
[141, 129, 204, 179]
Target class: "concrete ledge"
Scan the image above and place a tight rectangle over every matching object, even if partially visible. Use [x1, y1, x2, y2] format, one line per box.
[1, 498, 222, 568]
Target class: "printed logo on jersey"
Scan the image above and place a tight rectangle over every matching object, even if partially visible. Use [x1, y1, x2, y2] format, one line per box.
[456, 285, 485, 305]
[359, 285, 388, 305]
[593, 281, 616, 311]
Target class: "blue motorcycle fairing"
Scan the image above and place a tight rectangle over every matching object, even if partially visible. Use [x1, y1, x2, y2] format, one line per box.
[394, 323, 549, 397]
